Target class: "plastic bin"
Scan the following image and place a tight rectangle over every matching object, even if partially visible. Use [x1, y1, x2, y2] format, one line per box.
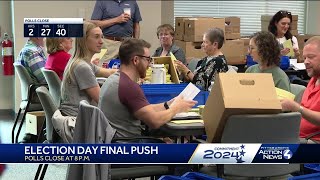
[280, 56, 290, 70]
[182, 172, 224, 180]
[159, 175, 188, 180]
[159, 172, 223, 180]
[246, 55, 257, 67]
[288, 172, 320, 180]
[304, 164, 320, 174]
[141, 83, 209, 107]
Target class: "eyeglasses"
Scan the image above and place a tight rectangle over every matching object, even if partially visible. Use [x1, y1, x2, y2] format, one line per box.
[136, 55, 152, 63]
[248, 45, 257, 52]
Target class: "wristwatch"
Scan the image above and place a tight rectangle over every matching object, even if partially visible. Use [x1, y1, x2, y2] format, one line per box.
[298, 105, 304, 113]
[164, 101, 170, 110]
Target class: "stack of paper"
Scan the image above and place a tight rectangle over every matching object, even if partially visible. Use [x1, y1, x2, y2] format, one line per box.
[171, 82, 201, 118]
[292, 63, 306, 70]
[283, 39, 294, 57]
[276, 87, 295, 100]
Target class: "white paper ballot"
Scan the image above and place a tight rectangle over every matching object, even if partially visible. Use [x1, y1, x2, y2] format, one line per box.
[292, 63, 306, 70]
[178, 82, 201, 101]
[171, 83, 200, 118]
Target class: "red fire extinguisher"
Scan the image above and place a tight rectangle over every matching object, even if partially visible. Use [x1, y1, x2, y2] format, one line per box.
[1, 33, 14, 76]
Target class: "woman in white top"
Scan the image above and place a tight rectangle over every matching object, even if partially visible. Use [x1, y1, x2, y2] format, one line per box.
[268, 10, 300, 59]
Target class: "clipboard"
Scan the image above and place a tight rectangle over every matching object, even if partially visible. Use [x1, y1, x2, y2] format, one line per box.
[152, 56, 180, 84]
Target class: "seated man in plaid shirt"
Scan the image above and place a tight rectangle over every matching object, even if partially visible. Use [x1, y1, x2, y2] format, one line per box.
[17, 37, 47, 83]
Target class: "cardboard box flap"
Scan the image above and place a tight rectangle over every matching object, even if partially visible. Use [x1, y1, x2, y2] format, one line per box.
[153, 56, 180, 84]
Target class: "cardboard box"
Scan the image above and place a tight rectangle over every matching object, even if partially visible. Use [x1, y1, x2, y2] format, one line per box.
[175, 17, 189, 40]
[225, 17, 241, 40]
[26, 111, 45, 136]
[291, 30, 298, 36]
[202, 73, 282, 142]
[221, 39, 246, 65]
[241, 37, 250, 56]
[184, 18, 225, 42]
[261, 15, 298, 31]
[153, 56, 180, 84]
[175, 40, 205, 59]
[226, 33, 241, 40]
[297, 34, 316, 49]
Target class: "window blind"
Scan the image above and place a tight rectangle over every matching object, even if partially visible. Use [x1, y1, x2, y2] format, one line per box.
[174, 1, 305, 36]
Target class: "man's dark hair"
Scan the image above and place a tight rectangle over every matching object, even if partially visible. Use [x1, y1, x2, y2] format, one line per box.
[119, 38, 151, 65]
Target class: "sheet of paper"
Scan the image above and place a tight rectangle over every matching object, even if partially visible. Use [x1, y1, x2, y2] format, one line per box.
[283, 39, 294, 57]
[292, 63, 306, 70]
[276, 87, 295, 100]
[171, 83, 201, 117]
[92, 49, 108, 60]
[290, 59, 298, 66]
[173, 112, 200, 119]
[170, 52, 177, 61]
[171, 120, 203, 124]
[178, 82, 201, 101]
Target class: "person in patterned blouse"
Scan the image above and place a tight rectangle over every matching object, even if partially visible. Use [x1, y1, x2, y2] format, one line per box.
[175, 28, 228, 90]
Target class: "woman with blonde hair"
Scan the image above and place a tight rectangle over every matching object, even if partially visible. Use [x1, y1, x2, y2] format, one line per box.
[60, 21, 116, 117]
[45, 37, 73, 80]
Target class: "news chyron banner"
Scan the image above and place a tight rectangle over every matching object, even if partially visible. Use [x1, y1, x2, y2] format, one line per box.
[0, 144, 319, 164]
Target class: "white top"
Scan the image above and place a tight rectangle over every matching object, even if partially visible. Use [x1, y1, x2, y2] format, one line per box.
[277, 36, 299, 49]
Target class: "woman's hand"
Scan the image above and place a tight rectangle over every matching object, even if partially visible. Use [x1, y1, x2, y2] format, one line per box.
[91, 58, 100, 65]
[175, 60, 189, 74]
[293, 48, 300, 58]
[280, 48, 290, 56]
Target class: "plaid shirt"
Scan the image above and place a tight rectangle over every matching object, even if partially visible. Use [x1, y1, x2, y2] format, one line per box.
[17, 40, 47, 83]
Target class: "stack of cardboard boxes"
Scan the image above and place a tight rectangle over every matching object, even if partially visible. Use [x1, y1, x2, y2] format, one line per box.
[174, 17, 246, 65]
[296, 34, 317, 62]
[261, 15, 298, 36]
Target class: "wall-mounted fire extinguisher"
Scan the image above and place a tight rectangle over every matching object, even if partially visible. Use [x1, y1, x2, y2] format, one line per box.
[1, 33, 14, 76]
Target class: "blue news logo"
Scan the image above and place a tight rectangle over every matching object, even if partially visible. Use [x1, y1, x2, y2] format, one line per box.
[202, 144, 246, 163]
[283, 149, 293, 160]
[258, 146, 292, 160]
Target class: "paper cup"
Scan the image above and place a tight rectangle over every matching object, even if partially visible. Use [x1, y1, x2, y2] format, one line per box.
[123, 8, 131, 16]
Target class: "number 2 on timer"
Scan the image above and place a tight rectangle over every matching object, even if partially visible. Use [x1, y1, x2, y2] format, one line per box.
[56, 29, 66, 36]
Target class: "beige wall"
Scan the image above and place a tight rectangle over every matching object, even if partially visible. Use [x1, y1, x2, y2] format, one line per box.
[306, 1, 320, 34]
[0, 1, 14, 110]
[12, 0, 162, 112]
[8, 0, 320, 112]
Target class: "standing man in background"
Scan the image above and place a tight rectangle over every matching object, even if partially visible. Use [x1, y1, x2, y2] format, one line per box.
[91, 0, 142, 65]
[17, 37, 46, 83]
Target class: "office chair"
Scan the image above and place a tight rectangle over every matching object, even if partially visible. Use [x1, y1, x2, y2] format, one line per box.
[12, 63, 44, 143]
[41, 68, 61, 107]
[34, 86, 61, 180]
[187, 58, 200, 72]
[67, 100, 171, 180]
[290, 83, 306, 103]
[201, 112, 301, 178]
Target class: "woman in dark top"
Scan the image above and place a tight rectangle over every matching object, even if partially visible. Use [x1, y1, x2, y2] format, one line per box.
[153, 24, 186, 64]
[176, 28, 228, 90]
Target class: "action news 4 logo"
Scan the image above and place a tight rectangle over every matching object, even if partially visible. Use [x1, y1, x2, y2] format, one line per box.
[258, 147, 292, 160]
[202, 144, 247, 163]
